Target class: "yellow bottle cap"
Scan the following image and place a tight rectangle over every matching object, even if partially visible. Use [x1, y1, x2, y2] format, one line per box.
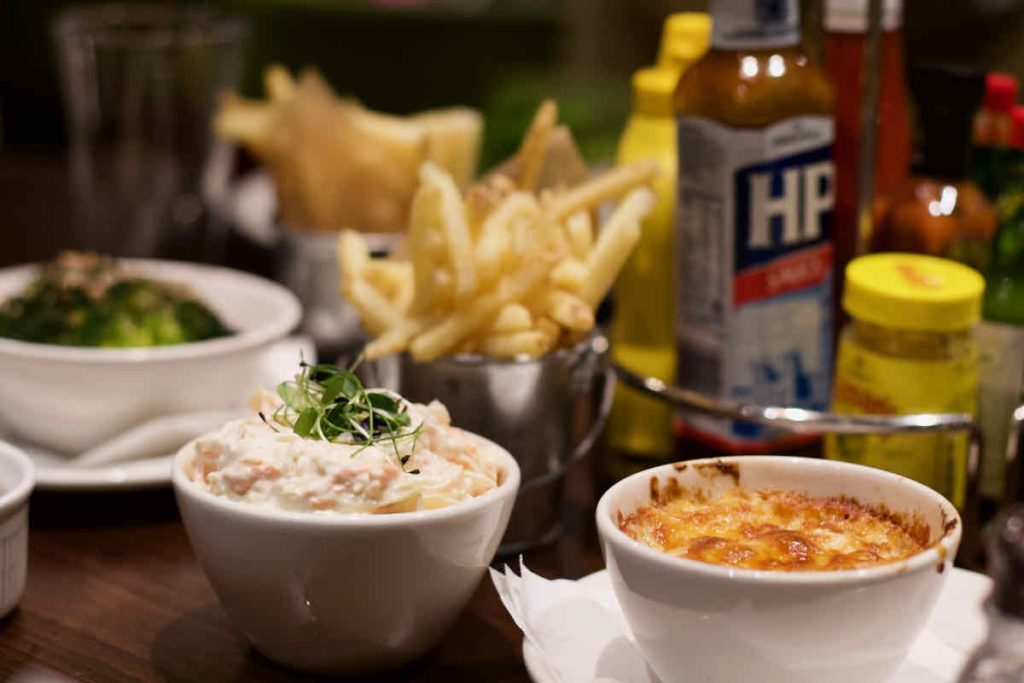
[843, 253, 984, 332]
[658, 12, 712, 71]
[632, 67, 680, 117]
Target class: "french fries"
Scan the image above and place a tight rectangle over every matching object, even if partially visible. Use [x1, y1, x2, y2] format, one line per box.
[488, 303, 533, 334]
[515, 100, 558, 192]
[263, 64, 296, 103]
[420, 163, 476, 299]
[546, 160, 659, 222]
[579, 188, 656, 307]
[339, 101, 657, 361]
[214, 64, 483, 233]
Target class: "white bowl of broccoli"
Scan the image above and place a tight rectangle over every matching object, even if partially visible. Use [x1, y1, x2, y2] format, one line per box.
[0, 254, 301, 453]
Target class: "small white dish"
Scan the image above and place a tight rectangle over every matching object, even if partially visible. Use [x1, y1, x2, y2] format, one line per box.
[173, 432, 520, 675]
[0, 259, 301, 454]
[0, 441, 35, 618]
[520, 567, 992, 683]
[597, 457, 962, 683]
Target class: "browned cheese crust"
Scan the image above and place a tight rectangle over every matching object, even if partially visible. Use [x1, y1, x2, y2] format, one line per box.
[618, 487, 929, 571]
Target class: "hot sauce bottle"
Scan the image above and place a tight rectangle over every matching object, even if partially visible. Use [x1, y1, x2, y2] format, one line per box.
[872, 66, 997, 272]
[974, 73, 1019, 148]
[673, 0, 836, 453]
[977, 106, 1024, 513]
[974, 73, 1020, 200]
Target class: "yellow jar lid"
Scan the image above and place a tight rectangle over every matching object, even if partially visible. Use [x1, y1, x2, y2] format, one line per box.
[632, 66, 680, 117]
[658, 13, 712, 71]
[843, 253, 984, 331]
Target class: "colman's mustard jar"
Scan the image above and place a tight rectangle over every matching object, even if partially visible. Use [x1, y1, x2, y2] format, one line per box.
[825, 253, 985, 509]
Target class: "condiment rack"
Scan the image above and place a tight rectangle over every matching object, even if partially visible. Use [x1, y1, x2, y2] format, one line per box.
[614, 362, 1024, 567]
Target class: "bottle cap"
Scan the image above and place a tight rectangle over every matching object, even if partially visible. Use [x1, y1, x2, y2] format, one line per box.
[658, 13, 712, 70]
[989, 506, 1024, 617]
[910, 64, 985, 179]
[710, 0, 800, 50]
[1011, 106, 1024, 149]
[631, 67, 680, 117]
[984, 72, 1019, 113]
[843, 253, 984, 331]
[824, 0, 903, 33]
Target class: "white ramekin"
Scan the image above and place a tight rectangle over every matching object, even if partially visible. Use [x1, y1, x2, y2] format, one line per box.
[172, 435, 520, 674]
[0, 259, 301, 453]
[0, 441, 34, 618]
[596, 456, 961, 683]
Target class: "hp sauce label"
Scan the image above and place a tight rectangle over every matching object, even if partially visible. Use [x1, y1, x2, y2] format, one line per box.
[675, 116, 835, 446]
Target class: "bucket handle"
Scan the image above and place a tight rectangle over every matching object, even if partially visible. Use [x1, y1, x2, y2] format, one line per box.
[572, 364, 617, 462]
[516, 364, 616, 495]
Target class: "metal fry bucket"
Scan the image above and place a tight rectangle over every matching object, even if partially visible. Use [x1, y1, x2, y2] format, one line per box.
[278, 227, 399, 357]
[365, 334, 613, 553]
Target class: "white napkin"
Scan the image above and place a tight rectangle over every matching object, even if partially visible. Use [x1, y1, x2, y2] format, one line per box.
[490, 560, 652, 683]
[490, 561, 979, 683]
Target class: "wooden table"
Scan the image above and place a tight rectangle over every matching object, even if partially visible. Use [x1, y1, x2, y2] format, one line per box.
[0, 150, 604, 680]
[0, 457, 605, 682]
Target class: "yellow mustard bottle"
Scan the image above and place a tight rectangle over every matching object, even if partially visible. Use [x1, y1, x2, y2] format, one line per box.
[606, 13, 711, 482]
[826, 253, 985, 509]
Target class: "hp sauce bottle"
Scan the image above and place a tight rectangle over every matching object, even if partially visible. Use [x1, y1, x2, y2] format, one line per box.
[673, 0, 836, 452]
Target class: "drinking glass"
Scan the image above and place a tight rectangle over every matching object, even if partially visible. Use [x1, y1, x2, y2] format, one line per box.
[54, 4, 247, 257]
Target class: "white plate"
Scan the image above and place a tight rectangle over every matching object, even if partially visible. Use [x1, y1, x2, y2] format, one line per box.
[522, 567, 992, 683]
[14, 443, 172, 492]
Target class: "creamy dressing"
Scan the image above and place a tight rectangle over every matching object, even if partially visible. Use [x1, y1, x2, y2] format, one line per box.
[181, 399, 503, 514]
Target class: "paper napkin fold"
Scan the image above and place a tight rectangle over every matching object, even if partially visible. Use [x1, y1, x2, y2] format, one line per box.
[490, 560, 654, 683]
[490, 561, 971, 683]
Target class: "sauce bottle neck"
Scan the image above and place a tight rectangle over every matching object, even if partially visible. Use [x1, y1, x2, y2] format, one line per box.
[710, 0, 800, 51]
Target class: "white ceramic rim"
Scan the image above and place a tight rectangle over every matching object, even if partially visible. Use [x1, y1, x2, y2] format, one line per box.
[0, 441, 36, 516]
[596, 456, 962, 586]
[0, 259, 301, 364]
[172, 433, 522, 528]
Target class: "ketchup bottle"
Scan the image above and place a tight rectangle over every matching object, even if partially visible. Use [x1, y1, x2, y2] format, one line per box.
[824, 0, 911, 325]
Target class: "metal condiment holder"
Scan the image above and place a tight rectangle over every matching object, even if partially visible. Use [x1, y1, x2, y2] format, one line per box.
[614, 362, 1024, 567]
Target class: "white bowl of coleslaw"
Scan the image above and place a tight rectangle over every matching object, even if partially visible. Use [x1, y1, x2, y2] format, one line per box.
[172, 400, 520, 674]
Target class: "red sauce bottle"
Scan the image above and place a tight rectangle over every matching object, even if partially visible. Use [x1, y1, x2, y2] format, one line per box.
[824, 0, 911, 325]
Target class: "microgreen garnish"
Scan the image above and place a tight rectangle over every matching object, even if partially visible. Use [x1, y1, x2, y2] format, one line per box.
[271, 356, 422, 472]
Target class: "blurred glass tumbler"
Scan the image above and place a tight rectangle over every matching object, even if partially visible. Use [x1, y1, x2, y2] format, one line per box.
[54, 5, 247, 257]
[367, 334, 613, 553]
